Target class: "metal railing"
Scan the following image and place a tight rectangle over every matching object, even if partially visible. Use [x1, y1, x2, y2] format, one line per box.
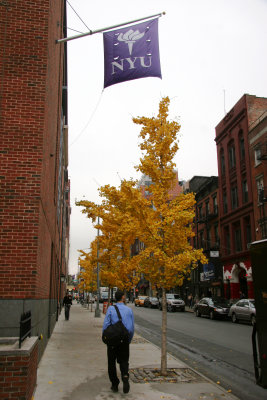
[19, 311, 31, 348]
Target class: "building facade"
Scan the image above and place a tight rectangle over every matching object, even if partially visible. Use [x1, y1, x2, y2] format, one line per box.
[248, 111, 267, 240]
[0, 0, 69, 357]
[215, 94, 267, 300]
[185, 176, 223, 301]
[133, 171, 183, 296]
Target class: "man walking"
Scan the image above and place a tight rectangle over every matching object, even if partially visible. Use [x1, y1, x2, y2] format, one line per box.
[63, 291, 72, 320]
[102, 290, 134, 393]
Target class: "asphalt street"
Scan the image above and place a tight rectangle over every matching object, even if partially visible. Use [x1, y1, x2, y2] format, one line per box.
[130, 304, 267, 400]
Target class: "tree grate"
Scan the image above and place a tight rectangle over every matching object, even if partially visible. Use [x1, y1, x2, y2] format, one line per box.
[129, 368, 206, 383]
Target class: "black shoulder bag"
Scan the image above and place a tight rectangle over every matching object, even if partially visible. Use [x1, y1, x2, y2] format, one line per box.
[102, 305, 129, 346]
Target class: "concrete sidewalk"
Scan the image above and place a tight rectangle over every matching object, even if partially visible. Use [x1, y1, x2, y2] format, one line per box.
[33, 303, 239, 400]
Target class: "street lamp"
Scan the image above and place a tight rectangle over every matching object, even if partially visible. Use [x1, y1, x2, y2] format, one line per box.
[95, 216, 101, 318]
[60, 273, 66, 283]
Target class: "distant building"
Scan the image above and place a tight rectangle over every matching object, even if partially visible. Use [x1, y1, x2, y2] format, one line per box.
[0, 0, 69, 358]
[134, 170, 183, 295]
[138, 170, 183, 200]
[186, 176, 222, 300]
[215, 94, 267, 300]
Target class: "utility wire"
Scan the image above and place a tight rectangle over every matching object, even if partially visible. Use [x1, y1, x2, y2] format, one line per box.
[67, 27, 85, 34]
[70, 90, 104, 147]
[66, 0, 92, 32]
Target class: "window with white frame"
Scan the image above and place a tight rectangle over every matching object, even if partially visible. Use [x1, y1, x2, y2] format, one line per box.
[254, 146, 262, 166]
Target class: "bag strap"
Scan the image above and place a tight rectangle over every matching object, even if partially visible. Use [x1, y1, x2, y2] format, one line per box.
[113, 305, 122, 321]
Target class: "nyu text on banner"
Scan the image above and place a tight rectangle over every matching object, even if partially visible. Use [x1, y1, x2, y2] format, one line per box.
[103, 18, 161, 89]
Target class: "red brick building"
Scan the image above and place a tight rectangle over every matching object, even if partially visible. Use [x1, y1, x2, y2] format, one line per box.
[188, 176, 222, 299]
[215, 94, 267, 300]
[248, 111, 267, 241]
[0, 0, 69, 357]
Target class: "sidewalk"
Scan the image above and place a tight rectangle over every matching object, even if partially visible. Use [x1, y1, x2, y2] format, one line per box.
[33, 303, 239, 400]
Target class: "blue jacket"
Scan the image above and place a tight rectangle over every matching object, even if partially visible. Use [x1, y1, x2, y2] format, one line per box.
[102, 303, 134, 343]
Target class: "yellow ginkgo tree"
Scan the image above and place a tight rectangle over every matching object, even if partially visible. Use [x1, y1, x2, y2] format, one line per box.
[78, 241, 98, 294]
[116, 97, 207, 375]
[76, 190, 140, 299]
[77, 96, 206, 376]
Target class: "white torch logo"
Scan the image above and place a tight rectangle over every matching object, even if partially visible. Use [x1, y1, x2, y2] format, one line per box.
[118, 29, 145, 55]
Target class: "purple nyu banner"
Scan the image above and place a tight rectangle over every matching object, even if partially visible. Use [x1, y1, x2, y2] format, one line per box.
[103, 18, 162, 88]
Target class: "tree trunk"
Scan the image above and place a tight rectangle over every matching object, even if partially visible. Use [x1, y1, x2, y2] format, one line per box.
[108, 287, 111, 307]
[161, 287, 167, 375]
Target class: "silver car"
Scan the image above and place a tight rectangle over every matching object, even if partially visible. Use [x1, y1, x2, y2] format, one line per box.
[229, 299, 256, 325]
[159, 294, 185, 312]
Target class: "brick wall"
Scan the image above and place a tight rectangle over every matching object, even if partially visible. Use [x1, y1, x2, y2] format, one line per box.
[0, 0, 67, 300]
[0, 338, 38, 400]
[0, 0, 69, 356]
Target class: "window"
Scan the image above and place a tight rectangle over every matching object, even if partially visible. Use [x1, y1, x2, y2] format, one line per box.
[206, 228, 210, 250]
[256, 176, 264, 203]
[220, 150, 225, 175]
[199, 231, 204, 248]
[231, 185, 239, 210]
[213, 196, 218, 214]
[234, 224, 242, 252]
[214, 224, 220, 246]
[198, 205, 203, 219]
[254, 147, 261, 166]
[223, 190, 228, 214]
[239, 135, 245, 161]
[242, 179, 248, 203]
[205, 201, 210, 216]
[228, 142, 236, 169]
[244, 217, 251, 246]
[224, 226, 230, 255]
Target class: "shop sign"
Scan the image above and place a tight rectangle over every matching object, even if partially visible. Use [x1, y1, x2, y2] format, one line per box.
[203, 263, 215, 280]
[210, 250, 219, 257]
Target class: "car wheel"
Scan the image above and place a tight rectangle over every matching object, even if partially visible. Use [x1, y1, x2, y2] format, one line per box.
[167, 304, 172, 312]
[148, 303, 152, 308]
[195, 309, 201, 317]
[231, 313, 238, 323]
[135, 303, 137, 307]
[251, 315, 256, 325]
[210, 310, 215, 320]
[181, 307, 185, 312]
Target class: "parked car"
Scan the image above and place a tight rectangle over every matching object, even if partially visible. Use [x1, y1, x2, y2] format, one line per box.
[159, 294, 185, 312]
[229, 299, 256, 325]
[134, 295, 148, 307]
[144, 296, 159, 308]
[194, 297, 230, 320]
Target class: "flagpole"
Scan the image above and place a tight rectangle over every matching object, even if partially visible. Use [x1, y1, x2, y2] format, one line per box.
[56, 11, 166, 44]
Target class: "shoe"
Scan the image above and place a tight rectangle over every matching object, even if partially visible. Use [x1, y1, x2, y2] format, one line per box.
[122, 377, 130, 393]
[111, 384, 118, 393]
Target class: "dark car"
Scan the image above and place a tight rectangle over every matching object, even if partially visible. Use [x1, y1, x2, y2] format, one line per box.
[194, 297, 230, 320]
[229, 299, 256, 325]
[144, 296, 159, 308]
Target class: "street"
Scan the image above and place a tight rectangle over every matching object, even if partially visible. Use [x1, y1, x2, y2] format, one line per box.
[130, 304, 267, 400]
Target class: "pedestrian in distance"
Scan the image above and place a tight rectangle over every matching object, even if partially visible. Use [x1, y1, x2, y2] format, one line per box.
[188, 293, 193, 308]
[63, 291, 72, 320]
[102, 289, 134, 394]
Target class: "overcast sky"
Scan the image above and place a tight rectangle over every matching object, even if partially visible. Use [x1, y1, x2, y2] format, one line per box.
[66, 0, 267, 274]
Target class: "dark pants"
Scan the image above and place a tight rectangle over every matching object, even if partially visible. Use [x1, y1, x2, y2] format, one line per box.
[107, 342, 129, 386]
[64, 304, 70, 320]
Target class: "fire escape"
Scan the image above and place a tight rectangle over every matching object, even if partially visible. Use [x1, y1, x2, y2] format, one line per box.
[257, 142, 267, 239]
